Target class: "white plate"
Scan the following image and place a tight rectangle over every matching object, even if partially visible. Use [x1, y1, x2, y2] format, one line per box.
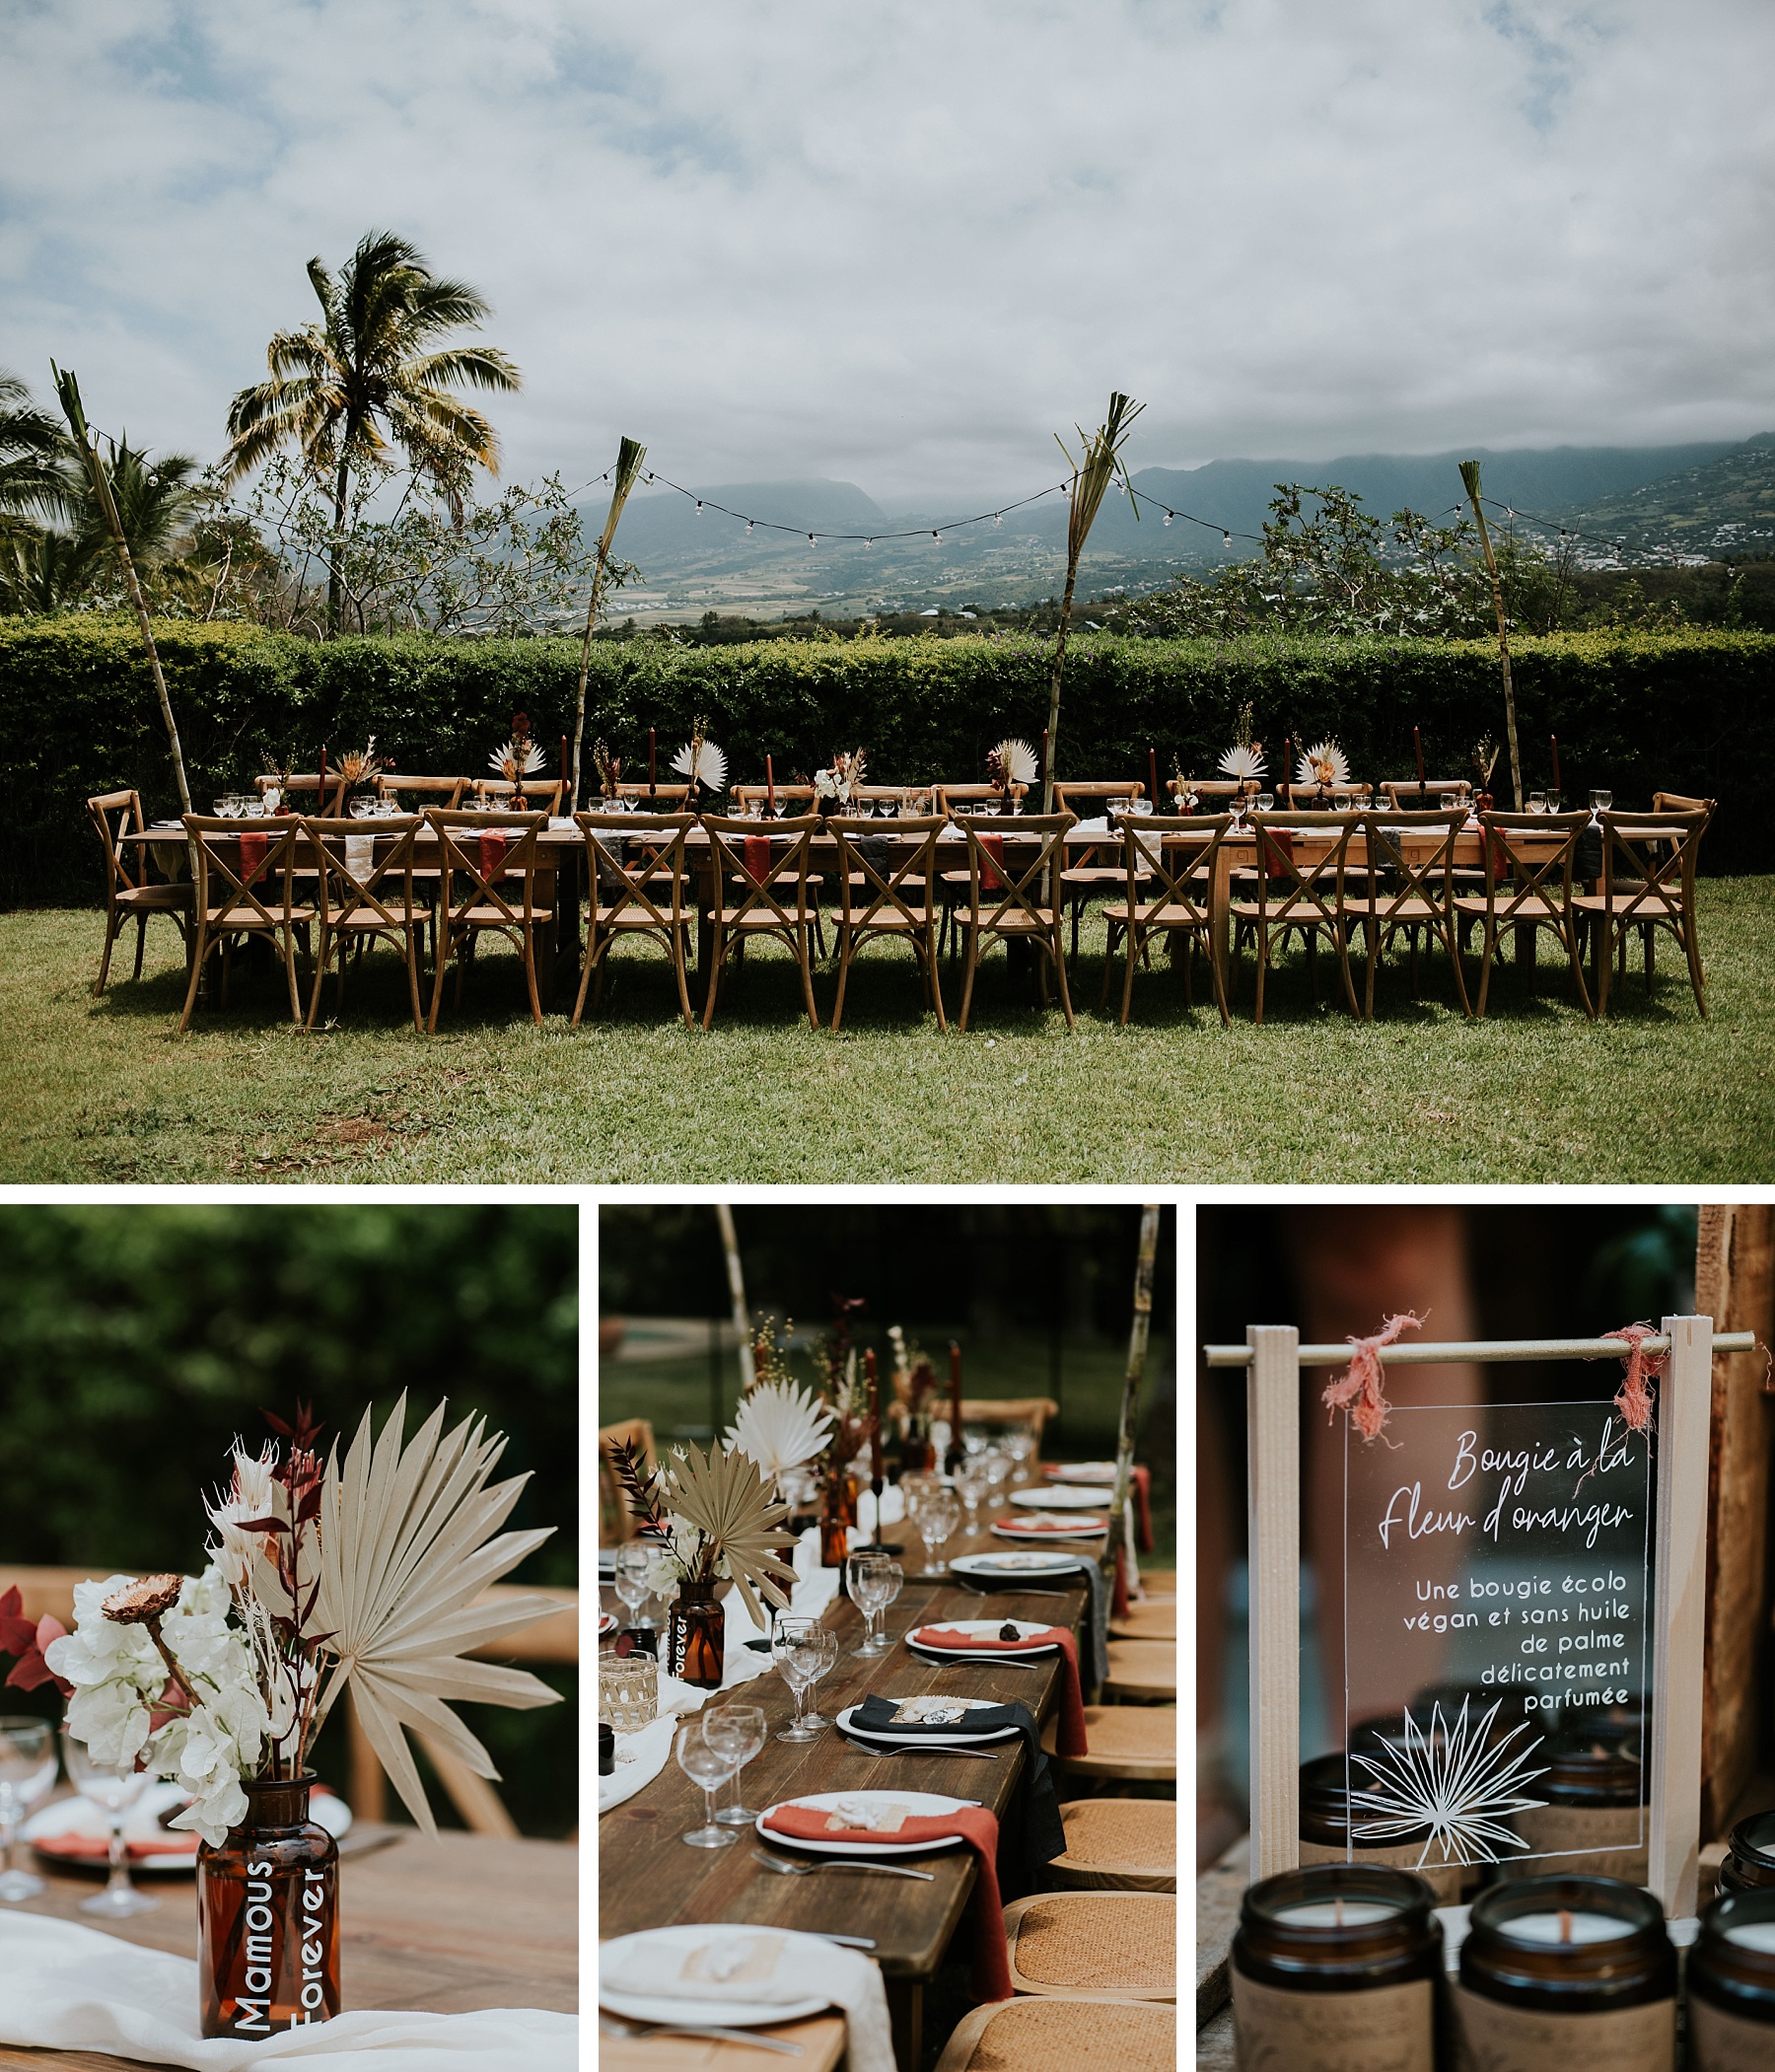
[1044, 1462, 1116, 1484]
[25, 1783, 351, 1874]
[908, 1619, 1057, 1661]
[992, 1516, 1108, 1539]
[835, 1702, 1021, 1747]
[951, 1550, 1088, 1580]
[599, 1925, 828, 2028]
[599, 1612, 617, 1636]
[757, 1790, 975, 1857]
[1011, 1485, 1111, 1511]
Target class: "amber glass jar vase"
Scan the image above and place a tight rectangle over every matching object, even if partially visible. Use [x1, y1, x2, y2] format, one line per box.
[667, 1579, 725, 1688]
[197, 1772, 339, 2039]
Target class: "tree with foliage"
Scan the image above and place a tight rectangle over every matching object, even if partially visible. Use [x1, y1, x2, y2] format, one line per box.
[0, 370, 69, 531]
[221, 230, 521, 636]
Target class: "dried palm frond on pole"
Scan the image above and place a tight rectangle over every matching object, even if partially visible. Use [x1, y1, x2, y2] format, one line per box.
[573, 436, 647, 809]
[1458, 460, 1524, 810]
[715, 1203, 757, 1393]
[51, 363, 191, 814]
[1044, 392, 1142, 812]
[1109, 1203, 1162, 1596]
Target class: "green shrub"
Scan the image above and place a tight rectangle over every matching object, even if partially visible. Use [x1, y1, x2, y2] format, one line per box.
[3, 618, 1767, 903]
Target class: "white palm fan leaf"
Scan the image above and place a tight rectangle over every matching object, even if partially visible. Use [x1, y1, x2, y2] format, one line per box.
[310, 1394, 563, 1838]
[489, 737, 546, 778]
[1296, 739, 1352, 789]
[672, 738, 728, 793]
[726, 1380, 836, 1483]
[1218, 743, 1267, 780]
[996, 737, 1038, 786]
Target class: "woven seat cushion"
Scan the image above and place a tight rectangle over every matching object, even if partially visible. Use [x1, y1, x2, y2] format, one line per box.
[1054, 1799, 1176, 1884]
[1103, 1640, 1176, 1698]
[1107, 1602, 1175, 1641]
[949, 1995, 1174, 2071]
[1044, 1705, 1176, 1781]
[457, 903, 554, 925]
[1009, 1893, 1176, 1996]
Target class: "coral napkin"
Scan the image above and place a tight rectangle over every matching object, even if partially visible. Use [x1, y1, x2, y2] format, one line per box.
[977, 833, 1005, 891]
[237, 829, 268, 880]
[744, 833, 773, 885]
[759, 1804, 1012, 2001]
[477, 830, 508, 883]
[910, 1625, 1088, 1758]
[32, 1830, 197, 1862]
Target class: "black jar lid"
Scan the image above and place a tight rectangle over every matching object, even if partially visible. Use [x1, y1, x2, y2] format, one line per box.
[1300, 1752, 1436, 1850]
[1235, 1863, 1442, 1994]
[1690, 1890, 1775, 2022]
[1460, 1874, 1673, 2012]
[1726, 1811, 1775, 1889]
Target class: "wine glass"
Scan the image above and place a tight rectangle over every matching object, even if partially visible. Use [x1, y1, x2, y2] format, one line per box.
[1590, 789, 1612, 816]
[61, 1733, 158, 1917]
[703, 1703, 767, 1826]
[0, 1718, 57, 1902]
[1003, 1429, 1036, 1485]
[674, 1719, 739, 1848]
[953, 1455, 990, 1529]
[1255, 792, 1274, 815]
[772, 1617, 823, 1743]
[613, 1544, 656, 1636]
[800, 1624, 841, 1730]
[873, 1561, 904, 1650]
[1527, 791, 1547, 815]
[848, 1552, 893, 1657]
[914, 1486, 962, 1571]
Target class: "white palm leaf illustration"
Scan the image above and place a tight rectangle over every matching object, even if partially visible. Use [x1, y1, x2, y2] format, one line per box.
[1218, 743, 1267, 780]
[672, 738, 728, 792]
[310, 1395, 563, 1838]
[1295, 738, 1352, 789]
[660, 1440, 795, 1630]
[726, 1380, 836, 1483]
[1348, 1699, 1547, 1869]
[995, 738, 1038, 787]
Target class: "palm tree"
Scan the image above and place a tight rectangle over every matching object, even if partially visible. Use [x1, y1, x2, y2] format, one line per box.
[0, 369, 69, 529]
[71, 438, 202, 571]
[221, 230, 521, 633]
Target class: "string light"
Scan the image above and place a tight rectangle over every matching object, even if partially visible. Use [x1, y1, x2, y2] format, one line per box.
[694, 500, 702, 515]
[1163, 511, 1172, 527]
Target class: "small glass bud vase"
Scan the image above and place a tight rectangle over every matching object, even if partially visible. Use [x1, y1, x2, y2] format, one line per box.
[197, 1771, 339, 2039]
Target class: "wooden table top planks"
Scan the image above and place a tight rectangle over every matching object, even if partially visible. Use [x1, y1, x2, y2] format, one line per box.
[0, 1824, 577, 2070]
[597, 1581, 1087, 1983]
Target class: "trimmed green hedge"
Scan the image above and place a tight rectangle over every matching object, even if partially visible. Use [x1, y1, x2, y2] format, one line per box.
[3, 618, 1768, 903]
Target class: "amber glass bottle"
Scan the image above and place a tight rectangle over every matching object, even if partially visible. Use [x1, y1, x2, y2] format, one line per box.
[197, 1773, 339, 2039]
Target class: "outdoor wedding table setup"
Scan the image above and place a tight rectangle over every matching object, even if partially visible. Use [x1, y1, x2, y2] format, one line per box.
[0, 1397, 578, 2071]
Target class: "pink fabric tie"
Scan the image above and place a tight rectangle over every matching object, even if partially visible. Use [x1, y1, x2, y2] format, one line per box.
[1323, 1311, 1424, 1443]
[1609, 1322, 1663, 1434]
[478, 830, 508, 883]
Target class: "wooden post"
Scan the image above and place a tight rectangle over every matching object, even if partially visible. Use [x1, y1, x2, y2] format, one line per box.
[1649, 1313, 1713, 1918]
[1696, 1205, 1775, 1835]
[1247, 1322, 1301, 1883]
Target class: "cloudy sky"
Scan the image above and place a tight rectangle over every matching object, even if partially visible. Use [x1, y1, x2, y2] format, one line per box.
[3, 0, 1772, 504]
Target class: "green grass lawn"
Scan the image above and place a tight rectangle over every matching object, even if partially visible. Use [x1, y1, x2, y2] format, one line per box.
[7, 884, 1773, 1181]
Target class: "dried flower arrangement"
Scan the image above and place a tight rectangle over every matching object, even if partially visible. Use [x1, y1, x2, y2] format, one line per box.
[812, 749, 867, 803]
[986, 738, 1037, 804]
[334, 738, 382, 796]
[41, 1397, 563, 1844]
[1219, 701, 1265, 783]
[672, 716, 728, 796]
[489, 713, 547, 795]
[1472, 734, 1501, 791]
[606, 1437, 794, 1629]
[1294, 738, 1353, 792]
[1165, 755, 1198, 813]
[885, 1323, 942, 1435]
[592, 739, 623, 799]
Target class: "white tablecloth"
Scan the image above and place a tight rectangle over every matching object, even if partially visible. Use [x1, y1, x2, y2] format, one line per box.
[0, 1912, 575, 2070]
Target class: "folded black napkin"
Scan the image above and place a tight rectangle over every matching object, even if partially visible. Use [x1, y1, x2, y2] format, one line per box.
[948, 1557, 1109, 1687]
[852, 836, 898, 887]
[849, 1692, 1066, 1875]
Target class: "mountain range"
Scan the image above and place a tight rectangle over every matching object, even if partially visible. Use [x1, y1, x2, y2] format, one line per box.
[595, 436, 1775, 621]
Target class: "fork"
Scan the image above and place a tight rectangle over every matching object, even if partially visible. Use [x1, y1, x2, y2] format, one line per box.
[843, 1741, 1003, 1759]
[750, 1847, 936, 1882]
[599, 2013, 803, 2055]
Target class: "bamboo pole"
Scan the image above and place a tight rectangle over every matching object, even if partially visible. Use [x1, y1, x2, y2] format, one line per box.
[572, 437, 647, 810]
[1458, 459, 1524, 810]
[1109, 1205, 1162, 1590]
[714, 1204, 756, 1393]
[1205, 1331, 1757, 1368]
[51, 364, 191, 814]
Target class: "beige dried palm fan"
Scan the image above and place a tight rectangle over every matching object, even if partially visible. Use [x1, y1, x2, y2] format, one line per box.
[309, 1394, 563, 1838]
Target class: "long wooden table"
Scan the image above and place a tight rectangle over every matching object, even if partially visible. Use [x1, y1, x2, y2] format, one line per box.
[598, 1576, 1089, 2072]
[0, 1820, 577, 2068]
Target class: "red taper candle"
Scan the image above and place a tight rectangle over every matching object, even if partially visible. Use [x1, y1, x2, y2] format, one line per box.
[1413, 725, 1425, 783]
[866, 1348, 883, 1483]
[766, 753, 776, 813]
[318, 744, 326, 809]
[1148, 745, 1159, 807]
[648, 727, 657, 793]
[1550, 735, 1561, 792]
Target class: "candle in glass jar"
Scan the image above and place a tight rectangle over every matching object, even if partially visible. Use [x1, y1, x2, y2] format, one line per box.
[1232, 1864, 1440, 2072]
[1298, 1752, 1463, 1905]
[1455, 1876, 1675, 2070]
[1688, 1891, 1775, 2067]
[1490, 1726, 1646, 1887]
[1720, 1810, 1775, 1894]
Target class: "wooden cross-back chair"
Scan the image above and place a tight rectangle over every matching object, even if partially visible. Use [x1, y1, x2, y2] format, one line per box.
[610, 781, 692, 807]
[599, 1419, 659, 1542]
[1381, 778, 1471, 809]
[1054, 782, 1149, 973]
[830, 816, 948, 1031]
[86, 788, 192, 992]
[953, 812, 1077, 1032]
[1232, 811, 1361, 1024]
[934, 782, 1008, 818]
[376, 774, 468, 809]
[1101, 816, 1234, 1026]
[1359, 807, 1472, 1019]
[700, 813, 823, 1030]
[423, 809, 553, 1029]
[572, 811, 697, 1028]
[178, 816, 314, 1034]
[1456, 809, 1593, 1018]
[958, 1397, 1059, 1458]
[731, 783, 816, 813]
[255, 773, 349, 814]
[476, 778, 565, 816]
[301, 814, 428, 1033]
[1574, 806, 1712, 1018]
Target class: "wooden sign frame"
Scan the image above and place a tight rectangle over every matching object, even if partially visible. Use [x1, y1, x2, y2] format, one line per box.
[1204, 1318, 1756, 1916]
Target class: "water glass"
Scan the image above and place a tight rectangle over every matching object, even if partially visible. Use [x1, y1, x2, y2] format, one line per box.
[913, 1485, 962, 1569]
[674, 1719, 739, 1848]
[954, 1456, 991, 1528]
[1590, 789, 1612, 814]
[613, 1543, 657, 1632]
[799, 1623, 841, 1730]
[62, 1733, 157, 1917]
[1255, 792, 1274, 814]
[599, 1647, 658, 1732]
[0, 1718, 57, 1902]
[772, 1617, 823, 1743]
[1526, 791, 1546, 815]
[703, 1703, 767, 1825]
[1003, 1429, 1036, 1484]
[848, 1552, 894, 1656]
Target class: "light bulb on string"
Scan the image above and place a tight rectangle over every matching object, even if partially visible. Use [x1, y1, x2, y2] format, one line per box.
[932, 530, 941, 542]
[1222, 532, 1232, 547]
[695, 501, 702, 516]
[864, 538, 873, 550]
[746, 519, 753, 535]
[1163, 511, 1172, 528]
[808, 534, 816, 544]
[993, 512, 1002, 527]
